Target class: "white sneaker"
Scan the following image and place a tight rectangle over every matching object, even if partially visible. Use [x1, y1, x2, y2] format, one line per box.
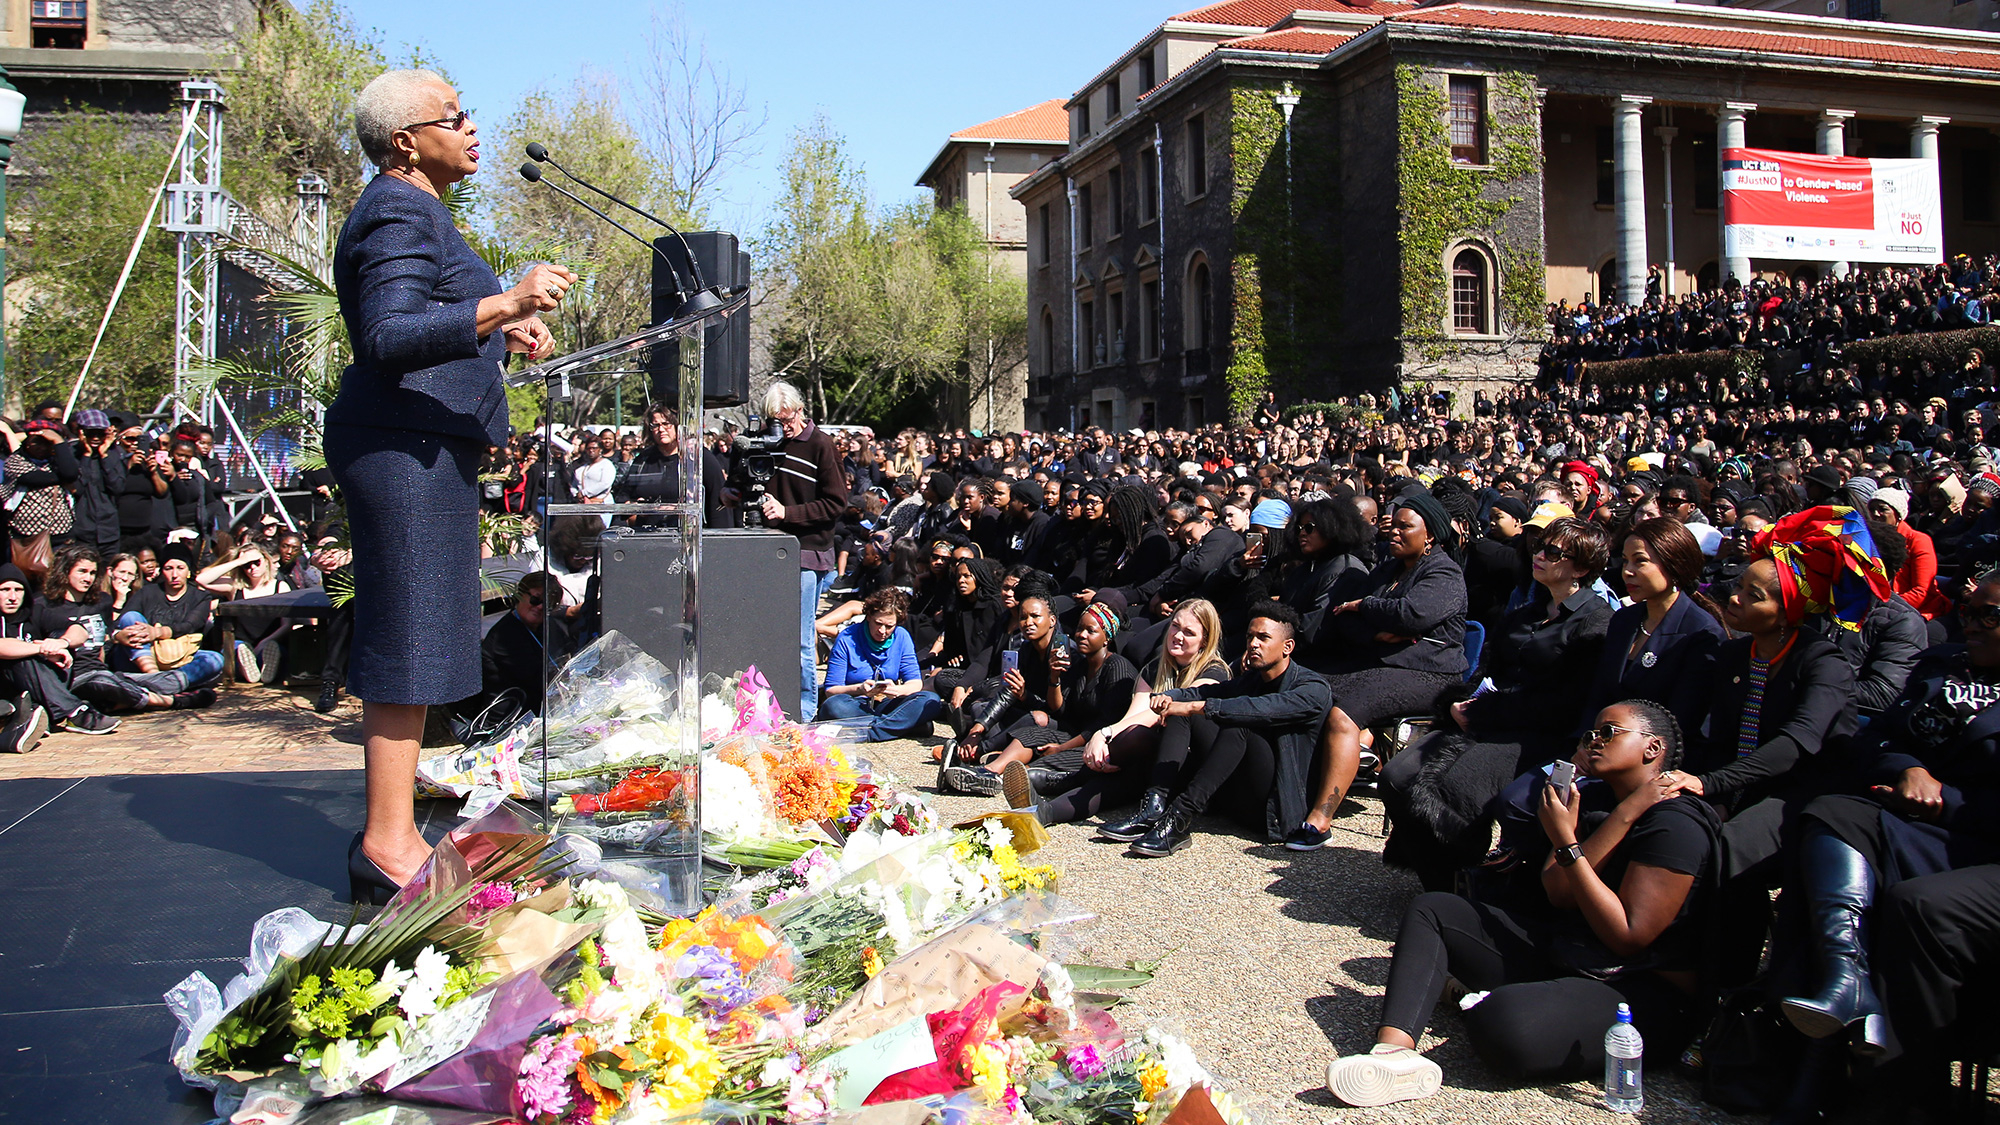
[235, 642, 262, 684]
[1326, 1044, 1443, 1107]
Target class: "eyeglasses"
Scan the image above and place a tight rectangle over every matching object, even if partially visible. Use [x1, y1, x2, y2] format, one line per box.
[1581, 722, 1641, 746]
[402, 109, 470, 132]
[1535, 543, 1570, 560]
[526, 595, 545, 608]
[1960, 604, 2000, 631]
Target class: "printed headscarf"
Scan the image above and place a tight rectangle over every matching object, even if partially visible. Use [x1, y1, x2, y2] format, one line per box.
[1749, 505, 1894, 632]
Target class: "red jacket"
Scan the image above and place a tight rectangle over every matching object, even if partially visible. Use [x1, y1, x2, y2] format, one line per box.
[1893, 522, 1944, 619]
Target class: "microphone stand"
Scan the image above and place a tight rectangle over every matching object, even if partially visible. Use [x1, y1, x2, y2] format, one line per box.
[526, 143, 719, 302]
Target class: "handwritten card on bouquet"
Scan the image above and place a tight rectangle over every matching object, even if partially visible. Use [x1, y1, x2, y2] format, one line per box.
[825, 1016, 938, 1110]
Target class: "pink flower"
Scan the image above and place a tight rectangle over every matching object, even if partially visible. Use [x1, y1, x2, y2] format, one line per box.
[467, 881, 520, 922]
[1065, 1043, 1106, 1079]
[518, 1034, 583, 1118]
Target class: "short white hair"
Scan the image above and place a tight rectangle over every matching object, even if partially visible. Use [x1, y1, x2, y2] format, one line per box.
[763, 380, 805, 418]
[354, 69, 450, 167]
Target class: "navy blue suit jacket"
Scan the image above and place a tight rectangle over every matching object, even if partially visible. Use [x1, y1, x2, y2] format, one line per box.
[1581, 594, 1728, 739]
[326, 175, 510, 446]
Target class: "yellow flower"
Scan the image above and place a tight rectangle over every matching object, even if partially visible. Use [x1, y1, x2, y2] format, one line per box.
[968, 1042, 1010, 1101]
[1140, 1063, 1170, 1101]
[637, 1011, 724, 1110]
[861, 946, 884, 978]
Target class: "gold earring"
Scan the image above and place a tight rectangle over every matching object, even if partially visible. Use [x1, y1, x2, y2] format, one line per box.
[409, 151, 421, 169]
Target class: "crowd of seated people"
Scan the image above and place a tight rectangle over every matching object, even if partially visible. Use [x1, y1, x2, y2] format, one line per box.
[789, 305, 2000, 1116]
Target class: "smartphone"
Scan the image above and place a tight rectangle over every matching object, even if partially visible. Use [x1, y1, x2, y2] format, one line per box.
[1245, 528, 1267, 552]
[1549, 760, 1578, 795]
[1001, 650, 1020, 676]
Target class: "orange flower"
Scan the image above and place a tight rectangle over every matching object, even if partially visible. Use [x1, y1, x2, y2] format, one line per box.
[571, 1035, 627, 1120]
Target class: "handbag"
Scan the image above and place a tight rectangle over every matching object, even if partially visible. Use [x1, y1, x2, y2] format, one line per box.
[151, 634, 203, 671]
[1694, 988, 1806, 1113]
[11, 532, 51, 584]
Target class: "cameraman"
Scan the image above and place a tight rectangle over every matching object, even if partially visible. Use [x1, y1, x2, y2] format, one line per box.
[756, 381, 849, 721]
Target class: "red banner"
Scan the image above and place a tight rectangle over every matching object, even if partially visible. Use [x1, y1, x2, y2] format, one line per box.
[1725, 149, 1873, 230]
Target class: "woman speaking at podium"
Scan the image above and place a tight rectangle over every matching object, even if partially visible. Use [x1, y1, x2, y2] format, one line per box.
[331, 70, 576, 902]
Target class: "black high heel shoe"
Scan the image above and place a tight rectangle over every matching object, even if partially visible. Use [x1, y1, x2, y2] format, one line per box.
[347, 832, 400, 905]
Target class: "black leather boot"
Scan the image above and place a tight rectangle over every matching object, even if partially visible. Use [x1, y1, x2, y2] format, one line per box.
[1098, 787, 1169, 842]
[1131, 801, 1197, 857]
[1782, 832, 1886, 1051]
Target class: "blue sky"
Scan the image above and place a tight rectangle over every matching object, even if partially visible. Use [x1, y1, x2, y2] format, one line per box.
[350, 0, 1177, 236]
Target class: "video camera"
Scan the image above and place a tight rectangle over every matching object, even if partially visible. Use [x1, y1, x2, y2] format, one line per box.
[735, 416, 786, 527]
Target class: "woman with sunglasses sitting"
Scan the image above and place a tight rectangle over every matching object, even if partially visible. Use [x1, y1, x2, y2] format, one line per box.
[1325, 699, 1720, 1108]
[1379, 516, 1614, 890]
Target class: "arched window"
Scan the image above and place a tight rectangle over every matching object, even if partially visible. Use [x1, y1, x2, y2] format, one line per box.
[1186, 256, 1212, 350]
[1451, 249, 1490, 334]
[1598, 257, 1618, 302]
[1696, 261, 1719, 293]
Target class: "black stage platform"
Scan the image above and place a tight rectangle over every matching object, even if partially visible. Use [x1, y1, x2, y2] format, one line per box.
[0, 771, 455, 1124]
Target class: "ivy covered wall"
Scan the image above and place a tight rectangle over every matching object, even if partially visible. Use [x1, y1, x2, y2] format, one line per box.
[1395, 64, 1547, 371]
[1225, 81, 1341, 421]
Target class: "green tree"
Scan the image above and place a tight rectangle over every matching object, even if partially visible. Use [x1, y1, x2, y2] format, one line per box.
[759, 117, 873, 420]
[221, 0, 389, 218]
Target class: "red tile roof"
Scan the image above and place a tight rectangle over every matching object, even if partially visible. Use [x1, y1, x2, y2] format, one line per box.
[1171, 0, 1299, 27]
[950, 99, 1071, 143]
[1393, 4, 2000, 74]
[1221, 27, 1361, 53]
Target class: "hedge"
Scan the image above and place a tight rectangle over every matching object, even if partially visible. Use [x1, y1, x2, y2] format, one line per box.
[1840, 325, 2000, 370]
[1582, 349, 1763, 386]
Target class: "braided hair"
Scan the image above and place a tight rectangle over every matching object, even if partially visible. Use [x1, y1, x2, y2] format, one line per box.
[1620, 698, 1685, 772]
[1106, 485, 1159, 550]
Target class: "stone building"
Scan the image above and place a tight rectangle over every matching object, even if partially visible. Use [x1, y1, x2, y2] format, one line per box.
[1, 0, 252, 147]
[1013, 0, 2000, 429]
[1684, 0, 2000, 35]
[917, 99, 1070, 432]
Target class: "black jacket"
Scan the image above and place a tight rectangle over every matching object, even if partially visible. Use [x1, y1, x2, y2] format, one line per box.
[1327, 550, 1469, 676]
[1165, 659, 1333, 838]
[1807, 595, 1927, 716]
[941, 595, 1007, 681]
[1464, 586, 1614, 737]
[767, 423, 850, 563]
[1582, 595, 1728, 740]
[1693, 634, 1858, 809]
[1123, 526, 1243, 608]
[1857, 647, 2000, 842]
[71, 444, 126, 546]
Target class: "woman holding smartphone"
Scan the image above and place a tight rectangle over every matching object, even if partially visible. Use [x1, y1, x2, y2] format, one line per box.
[819, 588, 941, 741]
[939, 591, 1070, 795]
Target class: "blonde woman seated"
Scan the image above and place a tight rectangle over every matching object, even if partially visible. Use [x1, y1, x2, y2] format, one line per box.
[1006, 599, 1232, 826]
[197, 543, 295, 683]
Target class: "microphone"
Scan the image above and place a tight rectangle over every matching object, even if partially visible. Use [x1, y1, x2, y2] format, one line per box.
[517, 161, 680, 276]
[525, 141, 723, 313]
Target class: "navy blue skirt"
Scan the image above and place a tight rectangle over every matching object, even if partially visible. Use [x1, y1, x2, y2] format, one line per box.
[325, 423, 484, 706]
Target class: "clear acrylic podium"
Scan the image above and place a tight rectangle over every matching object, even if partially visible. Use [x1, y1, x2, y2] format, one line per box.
[508, 289, 749, 914]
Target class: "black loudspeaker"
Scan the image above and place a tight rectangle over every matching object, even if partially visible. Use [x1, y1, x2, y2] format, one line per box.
[597, 527, 802, 719]
[649, 231, 751, 408]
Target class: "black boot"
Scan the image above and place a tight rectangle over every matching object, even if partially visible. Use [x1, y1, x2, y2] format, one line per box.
[1099, 787, 1169, 842]
[1131, 800, 1197, 857]
[1782, 832, 1887, 1052]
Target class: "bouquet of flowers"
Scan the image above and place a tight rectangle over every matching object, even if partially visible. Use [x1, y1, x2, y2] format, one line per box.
[514, 885, 838, 1125]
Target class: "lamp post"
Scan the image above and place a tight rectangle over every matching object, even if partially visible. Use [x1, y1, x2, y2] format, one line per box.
[0, 67, 24, 407]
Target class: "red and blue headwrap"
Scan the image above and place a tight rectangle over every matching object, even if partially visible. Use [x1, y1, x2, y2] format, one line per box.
[1749, 505, 1894, 632]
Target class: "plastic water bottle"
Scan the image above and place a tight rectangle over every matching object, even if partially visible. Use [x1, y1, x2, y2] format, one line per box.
[1603, 1003, 1644, 1114]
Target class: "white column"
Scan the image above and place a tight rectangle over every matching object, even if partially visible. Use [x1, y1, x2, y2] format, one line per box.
[1718, 102, 1754, 286]
[1910, 115, 1947, 161]
[1614, 95, 1651, 305]
[1655, 125, 1678, 297]
[1818, 109, 1854, 278]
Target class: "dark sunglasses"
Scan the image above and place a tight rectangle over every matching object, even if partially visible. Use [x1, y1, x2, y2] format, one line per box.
[1960, 604, 2000, 631]
[402, 109, 470, 132]
[1580, 722, 1641, 746]
[1535, 543, 1570, 560]
[526, 595, 545, 608]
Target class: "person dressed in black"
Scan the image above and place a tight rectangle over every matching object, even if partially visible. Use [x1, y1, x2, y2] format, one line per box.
[1103, 602, 1332, 856]
[929, 557, 1007, 729]
[69, 411, 126, 562]
[0, 565, 54, 752]
[1769, 572, 2000, 1078]
[963, 600, 1139, 801]
[1381, 517, 1614, 888]
[112, 425, 170, 553]
[1324, 700, 1718, 1108]
[328, 69, 574, 901]
[938, 587, 1069, 793]
[480, 572, 569, 711]
[1293, 492, 1469, 849]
